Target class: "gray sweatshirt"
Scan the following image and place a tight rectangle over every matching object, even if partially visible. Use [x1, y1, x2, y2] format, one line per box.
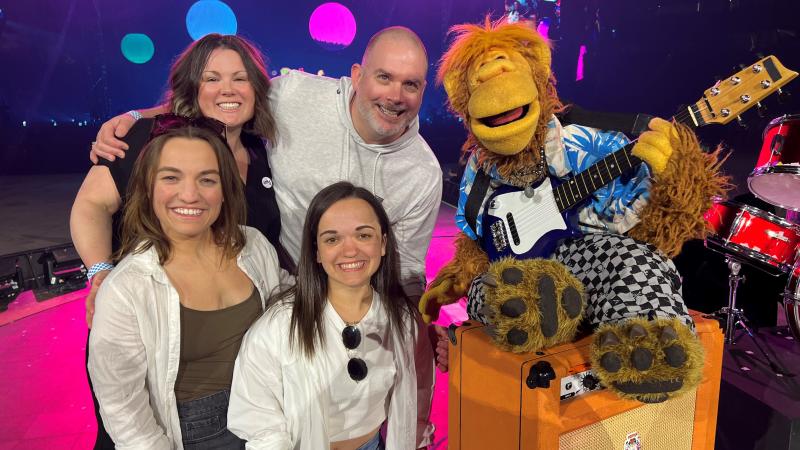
[268, 70, 443, 296]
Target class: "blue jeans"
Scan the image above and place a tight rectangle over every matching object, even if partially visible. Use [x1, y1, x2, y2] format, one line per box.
[177, 390, 245, 450]
[355, 431, 385, 450]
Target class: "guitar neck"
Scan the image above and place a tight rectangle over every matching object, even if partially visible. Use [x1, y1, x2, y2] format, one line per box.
[552, 112, 696, 212]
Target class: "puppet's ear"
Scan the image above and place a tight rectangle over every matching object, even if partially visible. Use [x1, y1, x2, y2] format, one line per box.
[528, 38, 552, 77]
[442, 70, 460, 102]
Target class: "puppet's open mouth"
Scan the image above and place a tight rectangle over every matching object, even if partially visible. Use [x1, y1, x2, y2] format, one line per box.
[478, 104, 530, 128]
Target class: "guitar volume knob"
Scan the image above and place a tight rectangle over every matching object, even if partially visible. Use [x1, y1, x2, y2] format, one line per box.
[524, 186, 536, 198]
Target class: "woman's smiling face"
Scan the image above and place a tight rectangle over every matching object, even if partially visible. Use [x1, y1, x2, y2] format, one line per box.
[316, 197, 386, 292]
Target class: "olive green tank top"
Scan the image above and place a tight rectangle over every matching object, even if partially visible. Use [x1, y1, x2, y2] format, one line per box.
[175, 288, 262, 402]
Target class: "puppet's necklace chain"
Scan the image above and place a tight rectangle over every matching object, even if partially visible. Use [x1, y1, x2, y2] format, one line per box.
[506, 145, 547, 187]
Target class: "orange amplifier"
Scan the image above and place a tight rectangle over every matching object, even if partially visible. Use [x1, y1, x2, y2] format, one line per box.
[448, 311, 724, 450]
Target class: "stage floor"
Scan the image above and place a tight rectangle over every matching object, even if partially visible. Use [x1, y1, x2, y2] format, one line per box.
[0, 203, 465, 449]
[0, 174, 84, 257]
[2, 195, 798, 449]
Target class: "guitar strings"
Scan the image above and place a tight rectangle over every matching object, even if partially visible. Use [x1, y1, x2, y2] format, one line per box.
[507, 185, 567, 234]
[557, 142, 638, 208]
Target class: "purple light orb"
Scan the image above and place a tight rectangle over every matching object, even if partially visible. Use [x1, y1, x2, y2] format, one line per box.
[309, 2, 356, 51]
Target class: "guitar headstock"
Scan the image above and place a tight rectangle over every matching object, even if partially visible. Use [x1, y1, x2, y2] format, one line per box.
[689, 55, 797, 127]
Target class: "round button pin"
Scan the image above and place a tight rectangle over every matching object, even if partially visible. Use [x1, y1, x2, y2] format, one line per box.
[262, 177, 273, 189]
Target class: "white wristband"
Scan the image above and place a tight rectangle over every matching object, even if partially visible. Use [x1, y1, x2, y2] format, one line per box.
[87, 261, 115, 281]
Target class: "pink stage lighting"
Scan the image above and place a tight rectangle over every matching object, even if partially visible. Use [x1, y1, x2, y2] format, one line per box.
[308, 2, 356, 50]
[536, 18, 550, 40]
[576, 44, 587, 81]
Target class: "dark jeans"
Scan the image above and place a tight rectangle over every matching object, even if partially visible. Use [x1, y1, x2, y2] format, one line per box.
[178, 389, 245, 449]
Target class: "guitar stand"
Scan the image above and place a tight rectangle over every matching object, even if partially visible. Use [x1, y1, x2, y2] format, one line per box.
[710, 257, 794, 377]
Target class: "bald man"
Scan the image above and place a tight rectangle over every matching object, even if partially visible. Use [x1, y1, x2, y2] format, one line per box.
[92, 27, 442, 299]
[267, 27, 442, 298]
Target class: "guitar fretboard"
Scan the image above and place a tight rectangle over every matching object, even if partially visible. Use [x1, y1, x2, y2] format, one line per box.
[552, 112, 695, 212]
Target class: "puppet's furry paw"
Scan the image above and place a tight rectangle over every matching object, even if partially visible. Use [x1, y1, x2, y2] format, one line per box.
[591, 317, 704, 403]
[480, 258, 585, 353]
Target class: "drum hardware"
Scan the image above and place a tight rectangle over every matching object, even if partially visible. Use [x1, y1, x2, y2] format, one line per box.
[766, 230, 790, 242]
[784, 259, 800, 341]
[710, 257, 794, 377]
[782, 296, 799, 341]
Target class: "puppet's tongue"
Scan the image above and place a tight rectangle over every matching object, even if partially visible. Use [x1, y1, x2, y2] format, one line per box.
[483, 106, 524, 127]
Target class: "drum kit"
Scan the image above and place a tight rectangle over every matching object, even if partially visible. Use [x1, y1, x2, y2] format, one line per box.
[704, 114, 800, 370]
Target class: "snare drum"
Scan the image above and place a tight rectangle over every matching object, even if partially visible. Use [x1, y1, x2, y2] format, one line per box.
[704, 199, 800, 273]
[747, 114, 800, 211]
[785, 259, 800, 341]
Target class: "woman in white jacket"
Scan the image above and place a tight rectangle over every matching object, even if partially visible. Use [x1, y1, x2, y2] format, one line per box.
[228, 181, 435, 449]
[88, 121, 285, 449]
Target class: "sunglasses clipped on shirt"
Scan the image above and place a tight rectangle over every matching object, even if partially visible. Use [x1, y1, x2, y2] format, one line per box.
[149, 113, 227, 141]
[342, 325, 368, 382]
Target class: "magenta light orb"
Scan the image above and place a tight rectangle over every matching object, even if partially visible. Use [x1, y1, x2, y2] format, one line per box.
[308, 2, 356, 51]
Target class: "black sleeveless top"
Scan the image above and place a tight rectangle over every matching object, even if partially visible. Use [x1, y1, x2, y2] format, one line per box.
[101, 118, 293, 270]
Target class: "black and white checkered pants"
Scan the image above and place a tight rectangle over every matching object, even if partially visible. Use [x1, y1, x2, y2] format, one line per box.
[467, 233, 692, 328]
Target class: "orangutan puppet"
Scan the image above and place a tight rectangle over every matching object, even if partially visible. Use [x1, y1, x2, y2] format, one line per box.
[420, 18, 728, 403]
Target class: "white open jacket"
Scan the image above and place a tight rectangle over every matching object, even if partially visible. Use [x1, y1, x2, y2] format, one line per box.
[227, 295, 436, 449]
[88, 227, 286, 450]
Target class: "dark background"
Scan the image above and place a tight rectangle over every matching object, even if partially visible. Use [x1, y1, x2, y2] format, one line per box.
[0, 0, 798, 182]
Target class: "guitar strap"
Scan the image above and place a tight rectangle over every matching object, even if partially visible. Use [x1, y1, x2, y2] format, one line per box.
[464, 167, 492, 235]
[557, 104, 654, 137]
[463, 105, 653, 235]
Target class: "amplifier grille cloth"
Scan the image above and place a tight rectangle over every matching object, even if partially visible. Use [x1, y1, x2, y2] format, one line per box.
[559, 388, 697, 449]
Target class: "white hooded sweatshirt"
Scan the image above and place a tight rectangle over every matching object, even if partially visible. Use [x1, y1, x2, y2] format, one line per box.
[268, 70, 443, 296]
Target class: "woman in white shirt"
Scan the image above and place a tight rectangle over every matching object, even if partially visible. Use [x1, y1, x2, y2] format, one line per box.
[229, 181, 435, 449]
[88, 121, 285, 449]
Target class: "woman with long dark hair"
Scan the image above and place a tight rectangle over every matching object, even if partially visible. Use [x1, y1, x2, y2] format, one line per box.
[228, 181, 435, 449]
[88, 123, 286, 449]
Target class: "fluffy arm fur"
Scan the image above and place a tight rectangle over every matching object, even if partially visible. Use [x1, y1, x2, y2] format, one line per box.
[419, 233, 489, 322]
[628, 122, 731, 257]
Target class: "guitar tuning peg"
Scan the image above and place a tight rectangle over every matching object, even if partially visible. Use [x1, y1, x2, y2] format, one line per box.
[757, 102, 768, 118]
[736, 115, 748, 128]
[777, 88, 792, 104]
